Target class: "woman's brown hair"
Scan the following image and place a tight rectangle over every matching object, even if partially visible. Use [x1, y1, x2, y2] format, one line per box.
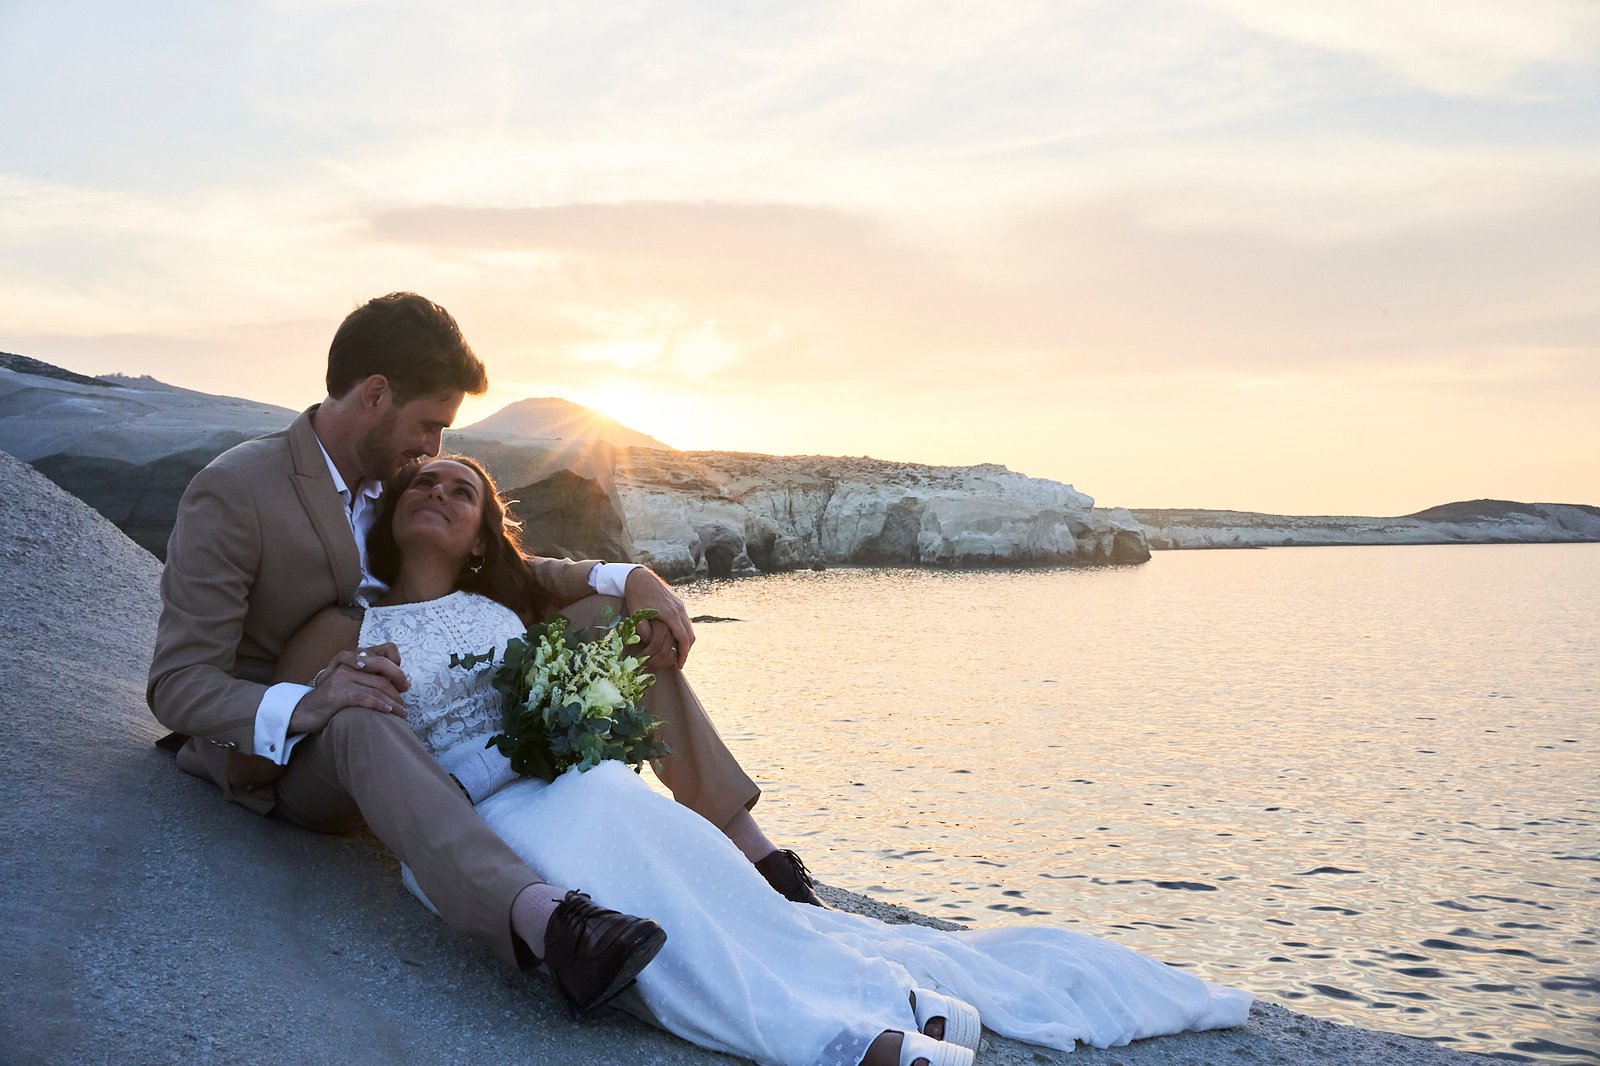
[368, 454, 548, 622]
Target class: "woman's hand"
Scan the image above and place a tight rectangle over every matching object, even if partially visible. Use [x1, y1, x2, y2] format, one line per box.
[287, 642, 409, 734]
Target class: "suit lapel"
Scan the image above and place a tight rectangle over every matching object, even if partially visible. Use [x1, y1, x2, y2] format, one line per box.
[286, 407, 363, 607]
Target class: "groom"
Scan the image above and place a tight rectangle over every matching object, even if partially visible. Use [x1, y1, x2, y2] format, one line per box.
[147, 292, 820, 1011]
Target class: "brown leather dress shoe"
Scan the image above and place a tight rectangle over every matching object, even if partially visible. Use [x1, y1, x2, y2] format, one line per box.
[755, 849, 828, 908]
[542, 890, 667, 1017]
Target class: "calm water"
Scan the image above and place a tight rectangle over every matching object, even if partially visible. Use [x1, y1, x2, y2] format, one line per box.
[668, 544, 1599, 1064]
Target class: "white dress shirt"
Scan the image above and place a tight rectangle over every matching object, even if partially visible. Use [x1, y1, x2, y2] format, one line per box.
[249, 439, 638, 764]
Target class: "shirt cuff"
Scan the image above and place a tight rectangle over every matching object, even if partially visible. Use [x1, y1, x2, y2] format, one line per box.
[254, 682, 310, 765]
[587, 561, 641, 598]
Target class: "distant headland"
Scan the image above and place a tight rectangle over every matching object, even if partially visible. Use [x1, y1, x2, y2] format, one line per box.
[1132, 502, 1600, 550]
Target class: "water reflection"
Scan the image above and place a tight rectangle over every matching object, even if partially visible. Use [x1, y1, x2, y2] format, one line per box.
[669, 545, 1600, 1064]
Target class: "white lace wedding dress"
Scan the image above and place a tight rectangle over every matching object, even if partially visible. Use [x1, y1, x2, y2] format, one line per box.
[361, 592, 1253, 1066]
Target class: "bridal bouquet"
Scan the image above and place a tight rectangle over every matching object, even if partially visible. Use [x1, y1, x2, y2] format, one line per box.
[480, 608, 670, 782]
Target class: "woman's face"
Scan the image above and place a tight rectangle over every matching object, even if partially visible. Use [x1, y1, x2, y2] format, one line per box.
[393, 459, 487, 563]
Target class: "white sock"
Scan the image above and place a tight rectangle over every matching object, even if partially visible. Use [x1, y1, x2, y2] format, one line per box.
[510, 881, 567, 959]
[722, 808, 778, 864]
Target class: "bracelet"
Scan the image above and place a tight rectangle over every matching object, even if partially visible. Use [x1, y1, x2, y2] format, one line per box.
[310, 668, 328, 688]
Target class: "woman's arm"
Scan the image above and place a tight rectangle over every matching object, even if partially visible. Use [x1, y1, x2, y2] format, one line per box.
[272, 605, 409, 735]
[272, 605, 363, 685]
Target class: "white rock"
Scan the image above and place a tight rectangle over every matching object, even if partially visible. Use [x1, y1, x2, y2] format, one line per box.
[614, 450, 1148, 571]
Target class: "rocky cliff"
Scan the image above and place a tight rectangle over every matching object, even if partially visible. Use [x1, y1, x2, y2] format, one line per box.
[1131, 502, 1600, 549]
[0, 361, 636, 563]
[617, 449, 1148, 579]
[1, 356, 1147, 574]
[0, 364, 296, 556]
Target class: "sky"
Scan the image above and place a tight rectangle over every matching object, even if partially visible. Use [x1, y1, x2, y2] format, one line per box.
[1, 0, 1596, 514]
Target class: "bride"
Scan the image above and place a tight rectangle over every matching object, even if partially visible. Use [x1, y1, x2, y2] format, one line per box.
[276, 456, 1252, 1066]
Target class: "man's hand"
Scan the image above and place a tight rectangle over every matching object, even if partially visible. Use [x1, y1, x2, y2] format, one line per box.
[624, 567, 695, 671]
[288, 642, 409, 734]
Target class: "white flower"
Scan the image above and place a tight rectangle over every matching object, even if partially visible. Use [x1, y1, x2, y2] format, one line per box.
[580, 678, 624, 716]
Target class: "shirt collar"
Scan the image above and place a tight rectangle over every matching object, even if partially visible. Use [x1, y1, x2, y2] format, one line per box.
[314, 435, 383, 504]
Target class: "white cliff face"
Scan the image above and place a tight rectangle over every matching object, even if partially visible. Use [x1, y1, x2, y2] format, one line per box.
[616, 451, 1148, 579]
[1131, 504, 1600, 550]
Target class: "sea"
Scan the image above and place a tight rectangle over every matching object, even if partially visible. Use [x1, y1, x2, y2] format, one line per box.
[667, 543, 1599, 1064]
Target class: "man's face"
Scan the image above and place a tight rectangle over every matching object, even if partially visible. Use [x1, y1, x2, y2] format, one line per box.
[356, 388, 464, 483]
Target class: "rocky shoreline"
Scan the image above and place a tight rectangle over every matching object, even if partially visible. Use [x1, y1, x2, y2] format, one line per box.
[0, 447, 1496, 1063]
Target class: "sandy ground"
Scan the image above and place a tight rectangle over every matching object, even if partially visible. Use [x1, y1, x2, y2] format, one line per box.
[0, 450, 1491, 1064]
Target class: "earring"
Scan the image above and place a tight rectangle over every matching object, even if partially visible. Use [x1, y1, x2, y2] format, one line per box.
[467, 554, 485, 576]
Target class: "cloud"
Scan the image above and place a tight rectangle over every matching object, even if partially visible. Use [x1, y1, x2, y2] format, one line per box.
[371, 200, 869, 258]
[1196, 0, 1600, 96]
[368, 200, 939, 381]
[367, 168, 1600, 392]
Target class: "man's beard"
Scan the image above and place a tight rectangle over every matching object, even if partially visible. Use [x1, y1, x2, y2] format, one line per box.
[355, 411, 416, 484]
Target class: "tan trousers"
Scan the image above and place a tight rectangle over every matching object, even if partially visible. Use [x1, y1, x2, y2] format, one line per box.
[269, 593, 760, 967]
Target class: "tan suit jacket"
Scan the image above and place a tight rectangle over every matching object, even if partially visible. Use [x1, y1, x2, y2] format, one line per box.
[147, 407, 600, 813]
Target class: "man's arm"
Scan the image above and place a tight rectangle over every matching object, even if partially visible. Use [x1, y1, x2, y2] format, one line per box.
[526, 555, 612, 610]
[527, 556, 696, 668]
[146, 462, 281, 755]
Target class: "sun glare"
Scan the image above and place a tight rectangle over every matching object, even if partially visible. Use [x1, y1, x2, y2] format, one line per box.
[568, 379, 768, 454]
[573, 380, 675, 443]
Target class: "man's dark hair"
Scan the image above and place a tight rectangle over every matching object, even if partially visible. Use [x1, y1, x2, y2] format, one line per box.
[326, 292, 488, 402]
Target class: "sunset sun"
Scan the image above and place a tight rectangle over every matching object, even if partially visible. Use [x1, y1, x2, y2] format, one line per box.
[572, 380, 671, 441]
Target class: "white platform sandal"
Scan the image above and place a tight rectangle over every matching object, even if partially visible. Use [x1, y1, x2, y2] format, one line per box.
[898, 1031, 975, 1066]
[910, 988, 982, 1051]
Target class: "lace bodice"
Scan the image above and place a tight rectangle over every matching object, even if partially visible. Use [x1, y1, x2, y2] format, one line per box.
[357, 591, 525, 761]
